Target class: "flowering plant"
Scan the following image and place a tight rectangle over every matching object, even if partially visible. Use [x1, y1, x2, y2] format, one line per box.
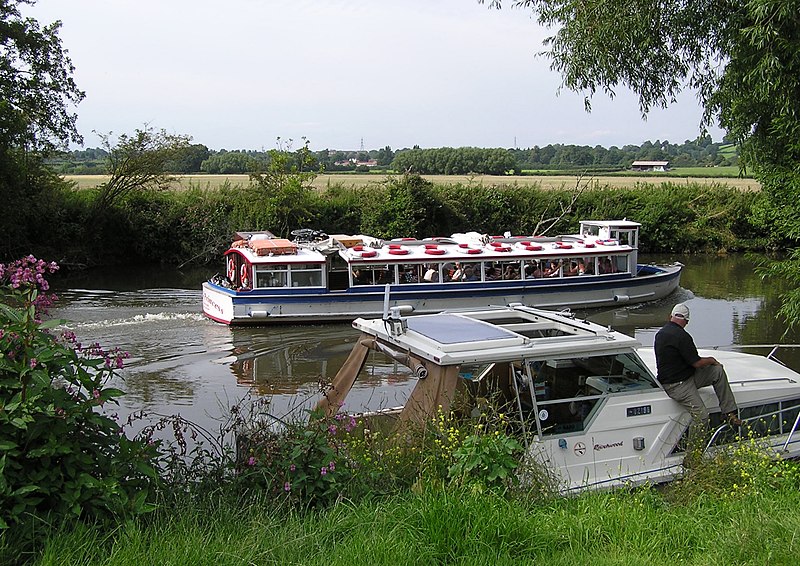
[0, 256, 160, 530]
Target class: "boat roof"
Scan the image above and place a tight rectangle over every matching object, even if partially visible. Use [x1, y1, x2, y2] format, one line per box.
[352, 305, 641, 366]
[225, 246, 327, 264]
[580, 219, 641, 229]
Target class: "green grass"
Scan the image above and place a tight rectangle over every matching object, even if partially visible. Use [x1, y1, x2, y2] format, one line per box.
[16, 481, 799, 565]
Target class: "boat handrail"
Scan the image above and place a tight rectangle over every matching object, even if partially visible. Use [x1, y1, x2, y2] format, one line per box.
[728, 377, 798, 386]
[782, 410, 800, 452]
[704, 406, 796, 452]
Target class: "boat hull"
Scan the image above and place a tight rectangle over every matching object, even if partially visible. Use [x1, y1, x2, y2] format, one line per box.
[202, 263, 682, 325]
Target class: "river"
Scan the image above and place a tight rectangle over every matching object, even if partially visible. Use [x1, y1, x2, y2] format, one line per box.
[49, 254, 799, 436]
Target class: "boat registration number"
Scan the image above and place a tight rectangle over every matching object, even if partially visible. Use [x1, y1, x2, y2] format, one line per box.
[626, 405, 652, 417]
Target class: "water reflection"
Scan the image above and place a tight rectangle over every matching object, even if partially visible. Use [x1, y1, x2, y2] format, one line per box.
[48, 254, 800, 429]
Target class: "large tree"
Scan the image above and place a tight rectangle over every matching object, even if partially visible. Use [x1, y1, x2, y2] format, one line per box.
[484, 0, 800, 323]
[0, 0, 84, 153]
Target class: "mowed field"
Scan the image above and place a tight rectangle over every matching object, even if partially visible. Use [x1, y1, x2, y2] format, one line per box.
[64, 172, 762, 192]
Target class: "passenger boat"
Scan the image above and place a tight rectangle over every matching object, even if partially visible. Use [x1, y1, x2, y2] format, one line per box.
[318, 304, 800, 491]
[202, 220, 682, 325]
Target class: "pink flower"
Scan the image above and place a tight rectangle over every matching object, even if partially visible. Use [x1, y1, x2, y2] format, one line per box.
[328, 424, 337, 435]
[247, 456, 256, 466]
[284, 482, 291, 492]
[320, 467, 327, 476]
[289, 464, 296, 472]
[328, 461, 336, 472]
[29, 358, 38, 368]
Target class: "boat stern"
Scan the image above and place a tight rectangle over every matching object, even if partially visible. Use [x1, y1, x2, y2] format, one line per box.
[202, 281, 234, 324]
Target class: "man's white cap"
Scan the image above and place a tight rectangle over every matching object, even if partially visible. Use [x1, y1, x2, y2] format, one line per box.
[671, 303, 690, 321]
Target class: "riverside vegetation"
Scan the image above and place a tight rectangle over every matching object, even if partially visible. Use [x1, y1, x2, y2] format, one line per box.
[2, 251, 800, 565]
[0, 170, 784, 268]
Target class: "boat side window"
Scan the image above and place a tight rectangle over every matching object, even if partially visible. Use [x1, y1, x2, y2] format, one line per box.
[397, 263, 420, 284]
[497, 260, 521, 281]
[351, 264, 391, 285]
[515, 353, 657, 435]
[254, 264, 288, 288]
[289, 263, 324, 287]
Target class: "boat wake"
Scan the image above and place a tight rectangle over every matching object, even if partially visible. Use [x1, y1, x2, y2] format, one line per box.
[70, 312, 207, 329]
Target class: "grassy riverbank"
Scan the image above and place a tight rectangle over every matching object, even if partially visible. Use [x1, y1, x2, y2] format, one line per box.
[23, 479, 800, 565]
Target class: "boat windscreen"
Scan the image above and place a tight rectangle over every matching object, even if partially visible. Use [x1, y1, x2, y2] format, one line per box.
[406, 314, 519, 345]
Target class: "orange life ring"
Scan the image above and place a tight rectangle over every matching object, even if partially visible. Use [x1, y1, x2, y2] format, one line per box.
[240, 264, 250, 287]
[425, 248, 446, 255]
[227, 257, 236, 281]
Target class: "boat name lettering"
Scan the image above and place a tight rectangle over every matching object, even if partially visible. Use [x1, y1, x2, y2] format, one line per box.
[202, 293, 223, 314]
[593, 441, 623, 451]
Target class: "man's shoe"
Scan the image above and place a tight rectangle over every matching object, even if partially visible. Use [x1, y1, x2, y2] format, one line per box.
[726, 412, 743, 427]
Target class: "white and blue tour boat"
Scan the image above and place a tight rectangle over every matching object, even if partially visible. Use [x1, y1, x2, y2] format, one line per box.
[202, 219, 682, 325]
[317, 304, 800, 491]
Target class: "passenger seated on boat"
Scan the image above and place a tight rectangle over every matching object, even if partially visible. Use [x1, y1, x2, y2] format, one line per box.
[525, 261, 543, 278]
[352, 268, 368, 285]
[423, 267, 439, 282]
[463, 265, 480, 281]
[486, 266, 501, 280]
[576, 258, 587, 275]
[564, 260, 579, 277]
[544, 260, 562, 277]
[451, 262, 464, 281]
[599, 257, 615, 274]
[503, 265, 520, 280]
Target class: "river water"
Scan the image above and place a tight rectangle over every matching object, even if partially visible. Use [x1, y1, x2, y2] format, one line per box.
[49, 255, 798, 435]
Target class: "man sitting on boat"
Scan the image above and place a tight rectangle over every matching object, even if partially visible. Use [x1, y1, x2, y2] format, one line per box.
[654, 303, 743, 436]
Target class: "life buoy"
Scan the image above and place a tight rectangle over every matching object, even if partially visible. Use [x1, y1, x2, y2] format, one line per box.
[227, 257, 236, 281]
[425, 248, 446, 255]
[358, 249, 378, 258]
[352, 245, 364, 251]
[388, 244, 402, 249]
[491, 244, 512, 252]
[524, 244, 543, 251]
[458, 247, 482, 254]
[424, 243, 439, 249]
[583, 242, 596, 248]
[597, 239, 618, 246]
[555, 242, 573, 249]
[388, 248, 409, 255]
[240, 264, 250, 287]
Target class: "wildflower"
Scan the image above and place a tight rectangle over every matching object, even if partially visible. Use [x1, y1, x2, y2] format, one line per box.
[289, 463, 296, 472]
[284, 482, 291, 492]
[93, 389, 101, 400]
[248, 456, 257, 466]
[328, 424, 338, 435]
[328, 460, 336, 472]
[320, 466, 328, 476]
[29, 357, 38, 368]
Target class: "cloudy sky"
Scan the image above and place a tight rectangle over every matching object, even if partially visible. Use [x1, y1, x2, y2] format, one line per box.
[28, 0, 723, 151]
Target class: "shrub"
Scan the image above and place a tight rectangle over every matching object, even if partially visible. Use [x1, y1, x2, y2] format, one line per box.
[0, 256, 160, 531]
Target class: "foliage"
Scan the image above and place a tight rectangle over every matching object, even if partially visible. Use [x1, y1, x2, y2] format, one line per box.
[447, 420, 523, 489]
[91, 126, 192, 214]
[392, 146, 518, 175]
[0, 0, 84, 153]
[248, 137, 318, 236]
[0, 256, 160, 532]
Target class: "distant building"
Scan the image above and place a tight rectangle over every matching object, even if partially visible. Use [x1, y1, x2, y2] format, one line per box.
[631, 160, 670, 172]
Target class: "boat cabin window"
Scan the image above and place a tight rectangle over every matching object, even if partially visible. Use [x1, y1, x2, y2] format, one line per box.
[351, 264, 391, 285]
[514, 353, 658, 435]
[254, 263, 324, 288]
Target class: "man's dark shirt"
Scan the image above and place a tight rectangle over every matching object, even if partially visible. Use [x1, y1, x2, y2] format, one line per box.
[654, 321, 701, 384]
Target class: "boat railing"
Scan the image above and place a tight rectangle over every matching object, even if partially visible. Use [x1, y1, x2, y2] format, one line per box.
[704, 406, 800, 454]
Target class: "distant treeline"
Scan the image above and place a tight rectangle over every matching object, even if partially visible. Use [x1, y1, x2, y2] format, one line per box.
[49, 135, 737, 176]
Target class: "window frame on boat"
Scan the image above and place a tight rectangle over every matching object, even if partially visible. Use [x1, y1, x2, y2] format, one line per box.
[253, 262, 325, 289]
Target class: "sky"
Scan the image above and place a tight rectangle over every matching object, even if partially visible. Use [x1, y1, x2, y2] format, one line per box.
[27, 0, 724, 152]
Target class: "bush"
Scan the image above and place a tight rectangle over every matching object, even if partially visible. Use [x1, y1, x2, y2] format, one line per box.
[0, 256, 160, 532]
